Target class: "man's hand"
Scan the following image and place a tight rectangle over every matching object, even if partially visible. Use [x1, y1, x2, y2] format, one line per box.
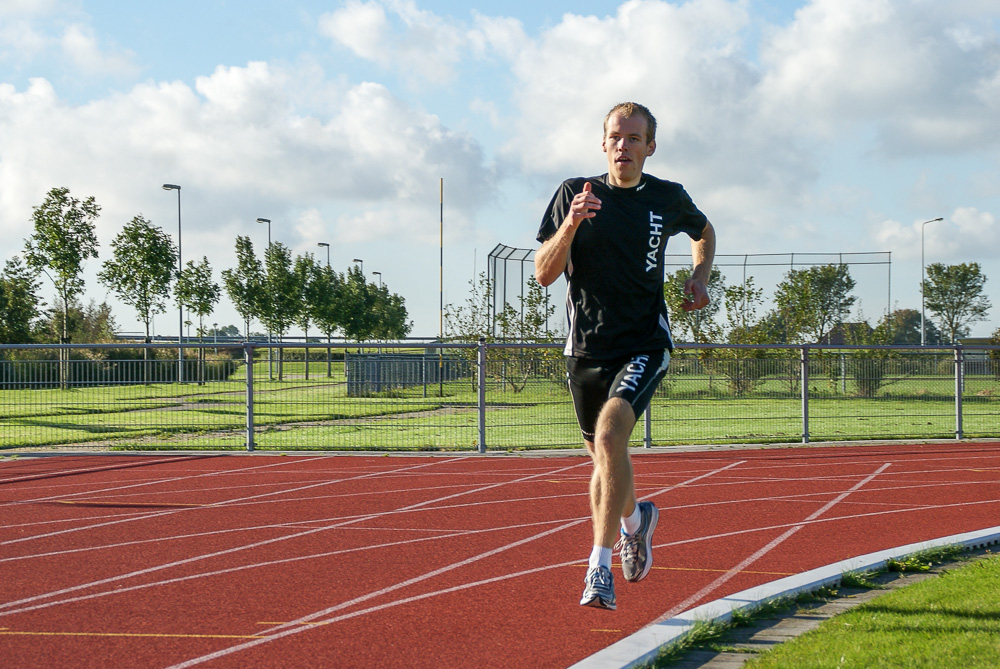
[565, 181, 601, 228]
[682, 277, 710, 311]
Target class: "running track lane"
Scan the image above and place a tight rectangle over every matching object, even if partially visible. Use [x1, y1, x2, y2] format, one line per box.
[2, 443, 1000, 668]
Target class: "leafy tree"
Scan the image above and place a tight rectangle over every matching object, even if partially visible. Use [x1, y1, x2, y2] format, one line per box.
[41, 298, 118, 346]
[294, 253, 322, 378]
[23, 187, 100, 387]
[177, 257, 220, 338]
[221, 236, 264, 341]
[923, 262, 991, 343]
[0, 256, 43, 345]
[371, 283, 412, 341]
[98, 216, 177, 344]
[883, 308, 942, 345]
[176, 256, 220, 384]
[774, 264, 856, 343]
[310, 264, 346, 377]
[664, 266, 723, 343]
[715, 277, 771, 395]
[98, 215, 177, 381]
[259, 242, 302, 380]
[339, 265, 376, 342]
[445, 273, 558, 393]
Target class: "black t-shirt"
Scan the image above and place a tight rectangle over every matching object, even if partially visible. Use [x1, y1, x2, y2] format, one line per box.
[537, 173, 708, 359]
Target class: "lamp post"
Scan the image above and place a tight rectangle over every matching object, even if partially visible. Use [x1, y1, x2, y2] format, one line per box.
[317, 242, 330, 267]
[372, 271, 382, 290]
[920, 217, 944, 346]
[352, 258, 363, 274]
[257, 218, 273, 379]
[162, 184, 183, 383]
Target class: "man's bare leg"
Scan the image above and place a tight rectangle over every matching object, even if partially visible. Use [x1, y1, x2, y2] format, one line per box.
[587, 397, 638, 550]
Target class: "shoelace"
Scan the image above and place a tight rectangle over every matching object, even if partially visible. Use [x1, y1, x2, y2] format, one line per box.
[588, 567, 613, 588]
[614, 533, 639, 562]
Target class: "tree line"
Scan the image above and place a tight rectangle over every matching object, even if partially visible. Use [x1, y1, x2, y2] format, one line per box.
[1, 187, 412, 355]
[662, 262, 993, 347]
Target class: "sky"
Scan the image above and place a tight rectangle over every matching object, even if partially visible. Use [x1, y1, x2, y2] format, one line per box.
[1, 0, 998, 340]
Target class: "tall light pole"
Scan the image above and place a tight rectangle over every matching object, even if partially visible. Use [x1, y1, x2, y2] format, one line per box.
[372, 271, 382, 289]
[317, 242, 330, 266]
[257, 218, 272, 379]
[162, 184, 183, 383]
[920, 217, 944, 346]
[352, 258, 363, 274]
[256, 218, 271, 247]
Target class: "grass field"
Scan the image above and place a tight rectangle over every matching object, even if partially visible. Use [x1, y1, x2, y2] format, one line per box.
[1, 354, 998, 451]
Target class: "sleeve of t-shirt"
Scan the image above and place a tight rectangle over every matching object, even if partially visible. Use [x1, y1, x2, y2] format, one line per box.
[536, 180, 577, 244]
[676, 185, 709, 242]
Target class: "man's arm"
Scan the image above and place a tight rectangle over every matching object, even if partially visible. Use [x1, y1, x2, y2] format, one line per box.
[682, 220, 716, 311]
[534, 182, 601, 287]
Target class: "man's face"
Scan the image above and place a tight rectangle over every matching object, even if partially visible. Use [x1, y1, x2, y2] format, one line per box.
[602, 112, 655, 188]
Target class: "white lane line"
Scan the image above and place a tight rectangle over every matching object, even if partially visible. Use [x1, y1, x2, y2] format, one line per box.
[161, 461, 747, 668]
[0, 458, 586, 612]
[0, 456, 439, 547]
[655, 462, 893, 621]
[0, 455, 198, 487]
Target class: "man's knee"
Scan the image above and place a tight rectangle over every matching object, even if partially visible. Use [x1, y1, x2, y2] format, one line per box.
[594, 398, 636, 451]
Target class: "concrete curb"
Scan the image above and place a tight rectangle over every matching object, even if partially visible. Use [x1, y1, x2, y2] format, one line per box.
[571, 526, 1000, 669]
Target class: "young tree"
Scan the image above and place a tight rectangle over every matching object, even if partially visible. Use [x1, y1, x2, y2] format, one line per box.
[98, 215, 177, 381]
[99, 216, 177, 342]
[259, 242, 302, 380]
[176, 256, 220, 384]
[923, 262, 992, 343]
[339, 265, 377, 342]
[294, 253, 322, 379]
[310, 264, 346, 377]
[221, 236, 265, 340]
[23, 187, 100, 387]
[716, 277, 771, 395]
[664, 266, 723, 343]
[774, 264, 856, 343]
[0, 256, 43, 345]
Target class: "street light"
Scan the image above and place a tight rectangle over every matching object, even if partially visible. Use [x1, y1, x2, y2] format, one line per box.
[372, 271, 382, 289]
[352, 258, 363, 274]
[920, 217, 944, 346]
[162, 184, 183, 383]
[256, 218, 271, 247]
[317, 242, 330, 266]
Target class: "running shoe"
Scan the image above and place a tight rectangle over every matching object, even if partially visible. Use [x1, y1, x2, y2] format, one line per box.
[616, 500, 659, 583]
[579, 566, 616, 610]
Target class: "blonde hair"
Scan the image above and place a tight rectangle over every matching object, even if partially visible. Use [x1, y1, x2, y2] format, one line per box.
[603, 102, 657, 144]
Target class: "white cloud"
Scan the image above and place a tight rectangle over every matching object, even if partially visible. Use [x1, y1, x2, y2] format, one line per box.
[60, 23, 139, 78]
[318, 0, 469, 85]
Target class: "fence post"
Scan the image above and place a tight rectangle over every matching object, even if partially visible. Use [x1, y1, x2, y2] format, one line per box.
[801, 345, 810, 444]
[245, 342, 255, 452]
[643, 406, 652, 449]
[478, 338, 487, 453]
[954, 344, 963, 440]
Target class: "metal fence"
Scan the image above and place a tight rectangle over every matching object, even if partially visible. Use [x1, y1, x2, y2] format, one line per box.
[1, 341, 998, 452]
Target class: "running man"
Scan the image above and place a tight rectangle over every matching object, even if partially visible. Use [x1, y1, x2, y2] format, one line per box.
[534, 102, 716, 610]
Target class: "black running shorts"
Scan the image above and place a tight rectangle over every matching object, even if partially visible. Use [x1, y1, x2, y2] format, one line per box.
[566, 350, 671, 442]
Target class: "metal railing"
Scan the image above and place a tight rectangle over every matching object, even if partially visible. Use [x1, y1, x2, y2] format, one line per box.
[1, 341, 997, 452]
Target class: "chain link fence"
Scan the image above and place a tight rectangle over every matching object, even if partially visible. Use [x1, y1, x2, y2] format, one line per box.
[1, 341, 998, 451]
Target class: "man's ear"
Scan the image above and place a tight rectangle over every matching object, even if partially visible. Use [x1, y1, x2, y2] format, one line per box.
[647, 140, 656, 157]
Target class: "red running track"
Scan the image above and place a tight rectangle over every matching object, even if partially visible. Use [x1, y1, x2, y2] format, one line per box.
[2, 442, 1000, 668]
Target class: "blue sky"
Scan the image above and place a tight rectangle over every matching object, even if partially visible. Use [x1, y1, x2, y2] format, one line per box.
[1, 0, 998, 339]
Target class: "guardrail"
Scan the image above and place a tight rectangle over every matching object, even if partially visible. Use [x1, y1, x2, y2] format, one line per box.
[0, 341, 997, 452]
